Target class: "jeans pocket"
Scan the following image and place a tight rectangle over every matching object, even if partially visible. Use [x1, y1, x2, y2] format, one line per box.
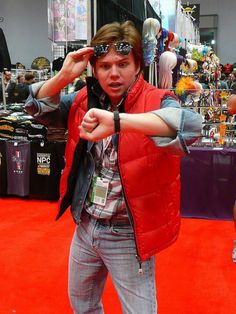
[110, 224, 134, 238]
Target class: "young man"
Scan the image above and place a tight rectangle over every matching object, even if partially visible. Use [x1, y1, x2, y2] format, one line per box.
[25, 21, 202, 314]
[0, 69, 16, 103]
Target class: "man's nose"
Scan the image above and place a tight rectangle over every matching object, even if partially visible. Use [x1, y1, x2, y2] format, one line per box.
[110, 65, 119, 76]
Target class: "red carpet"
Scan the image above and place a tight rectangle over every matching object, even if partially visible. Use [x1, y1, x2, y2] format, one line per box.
[0, 198, 235, 314]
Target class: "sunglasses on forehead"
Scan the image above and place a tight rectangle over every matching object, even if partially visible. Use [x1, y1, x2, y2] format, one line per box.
[93, 41, 133, 57]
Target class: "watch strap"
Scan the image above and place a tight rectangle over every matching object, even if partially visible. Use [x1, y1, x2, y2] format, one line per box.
[113, 111, 120, 133]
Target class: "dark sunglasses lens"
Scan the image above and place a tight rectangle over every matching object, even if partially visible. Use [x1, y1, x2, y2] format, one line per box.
[93, 42, 132, 57]
[115, 42, 132, 55]
[94, 44, 109, 57]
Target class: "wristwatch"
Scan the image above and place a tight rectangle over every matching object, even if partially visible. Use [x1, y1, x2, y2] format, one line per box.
[113, 111, 120, 133]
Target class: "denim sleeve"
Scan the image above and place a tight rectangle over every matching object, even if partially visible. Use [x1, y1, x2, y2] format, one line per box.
[24, 82, 76, 125]
[150, 96, 203, 156]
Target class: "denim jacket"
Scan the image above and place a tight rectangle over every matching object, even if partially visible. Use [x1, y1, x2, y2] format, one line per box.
[25, 81, 202, 157]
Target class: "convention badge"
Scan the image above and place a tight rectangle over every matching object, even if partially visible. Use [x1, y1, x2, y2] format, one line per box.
[89, 176, 109, 206]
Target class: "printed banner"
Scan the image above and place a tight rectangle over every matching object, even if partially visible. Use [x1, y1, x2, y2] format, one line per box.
[75, 0, 87, 40]
[48, 0, 87, 42]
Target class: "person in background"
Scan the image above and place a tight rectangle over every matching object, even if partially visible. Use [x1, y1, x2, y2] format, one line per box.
[199, 73, 209, 90]
[217, 73, 229, 90]
[25, 21, 202, 313]
[13, 74, 26, 103]
[230, 71, 236, 93]
[13, 72, 36, 103]
[16, 74, 25, 84]
[24, 72, 35, 85]
[15, 62, 25, 69]
[0, 69, 16, 103]
[73, 71, 86, 91]
[226, 73, 234, 89]
[68, 71, 87, 94]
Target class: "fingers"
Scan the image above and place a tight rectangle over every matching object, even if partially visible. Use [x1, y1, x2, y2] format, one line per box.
[79, 126, 96, 141]
[80, 113, 98, 133]
[80, 121, 98, 133]
[81, 114, 98, 127]
[83, 114, 98, 124]
[71, 47, 94, 61]
[79, 109, 113, 141]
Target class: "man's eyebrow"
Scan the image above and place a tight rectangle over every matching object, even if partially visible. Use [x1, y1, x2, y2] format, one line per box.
[97, 56, 129, 64]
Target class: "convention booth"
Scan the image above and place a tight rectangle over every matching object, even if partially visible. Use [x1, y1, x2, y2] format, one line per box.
[1, 141, 235, 220]
[0, 0, 235, 221]
[181, 147, 236, 220]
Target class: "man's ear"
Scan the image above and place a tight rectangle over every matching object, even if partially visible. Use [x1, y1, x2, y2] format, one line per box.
[135, 64, 141, 76]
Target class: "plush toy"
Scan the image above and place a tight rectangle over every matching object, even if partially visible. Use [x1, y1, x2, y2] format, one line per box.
[183, 59, 198, 74]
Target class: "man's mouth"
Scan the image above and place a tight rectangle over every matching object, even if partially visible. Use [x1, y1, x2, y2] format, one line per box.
[109, 82, 122, 88]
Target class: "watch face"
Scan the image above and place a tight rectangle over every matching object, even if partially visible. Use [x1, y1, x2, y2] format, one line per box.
[31, 57, 50, 70]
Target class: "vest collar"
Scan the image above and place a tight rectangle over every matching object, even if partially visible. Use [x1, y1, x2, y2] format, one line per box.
[85, 74, 144, 112]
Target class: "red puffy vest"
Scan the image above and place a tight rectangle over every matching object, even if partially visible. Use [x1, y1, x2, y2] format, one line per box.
[59, 74, 181, 261]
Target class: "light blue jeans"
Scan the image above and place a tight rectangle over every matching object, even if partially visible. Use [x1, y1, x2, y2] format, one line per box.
[68, 212, 157, 314]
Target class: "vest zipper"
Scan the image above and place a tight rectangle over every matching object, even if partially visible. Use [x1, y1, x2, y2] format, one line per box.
[116, 133, 143, 274]
[136, 254, 143, 274]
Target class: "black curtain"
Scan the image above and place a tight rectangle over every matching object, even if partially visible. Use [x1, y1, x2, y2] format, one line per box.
[0, 28, 11, 72]
[96, 0, 160, 35]
[146, 1, 161, 22]
[97, 0, 143, 34]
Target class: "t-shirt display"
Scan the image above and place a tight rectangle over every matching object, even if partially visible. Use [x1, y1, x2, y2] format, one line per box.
[0, 141, 7, 196]
[0, 101, 66, 200]
[6, 141, 31, 197]
[29, 141, 65, 200]
[0, 108, 47, 141]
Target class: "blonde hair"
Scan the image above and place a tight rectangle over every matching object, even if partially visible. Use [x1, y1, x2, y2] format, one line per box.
[142, 18, 160, 41]
[142, 18, 160, 66]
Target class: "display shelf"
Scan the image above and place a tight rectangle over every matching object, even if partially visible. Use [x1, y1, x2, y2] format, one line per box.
[179, 88, 236, 147]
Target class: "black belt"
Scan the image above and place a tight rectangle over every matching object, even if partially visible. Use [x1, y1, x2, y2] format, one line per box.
[82, 210, 131, 226]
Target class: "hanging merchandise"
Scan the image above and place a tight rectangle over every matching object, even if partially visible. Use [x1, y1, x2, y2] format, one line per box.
[158, 51, 177, 89]
[48, 0, 83, 42]
[157, 28, 169, 56]
[164, 31, 174, 51]
[142, 18, 160, 67]
[142, 17, 162, 86]
[169, 33, 181, 50]
[175, 0, 200, 46]
[172, 55, 184, 87]
[30, 141, 65, 200]
[187, 43, 210, 62]
[184, 58, 198, 75]
[6, 141, 31, 197]
[175, 76, 200, 103]
[0, 141, 7, 196]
